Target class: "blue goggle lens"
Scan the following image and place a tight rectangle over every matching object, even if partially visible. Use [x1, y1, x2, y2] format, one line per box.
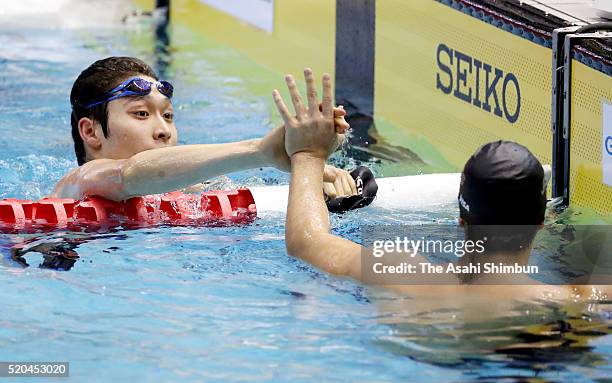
[124, 78, 173, 98]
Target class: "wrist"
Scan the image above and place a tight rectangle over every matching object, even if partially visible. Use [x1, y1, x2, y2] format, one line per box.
[290, 152, 326, 176]
[291, 151, 326, 162]
[251, 138, 270, 167]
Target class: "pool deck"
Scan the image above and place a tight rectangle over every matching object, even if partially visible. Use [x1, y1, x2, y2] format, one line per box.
[521, 0, 612, 24]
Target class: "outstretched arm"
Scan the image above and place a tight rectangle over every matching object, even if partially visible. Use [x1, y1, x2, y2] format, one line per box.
[273, 68, 363, 281]
[51, 135, 280, 201]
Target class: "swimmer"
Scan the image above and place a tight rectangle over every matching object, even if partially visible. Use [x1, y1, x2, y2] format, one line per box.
[49, 57, 357, 201]
[273, 68, 610, 318]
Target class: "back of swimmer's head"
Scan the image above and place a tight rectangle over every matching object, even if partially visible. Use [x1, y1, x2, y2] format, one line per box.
[70, 57, 158, 166]
[458, 140, 546, 225]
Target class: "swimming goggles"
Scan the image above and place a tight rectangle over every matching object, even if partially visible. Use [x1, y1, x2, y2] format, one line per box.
[83, 77, 174, 109]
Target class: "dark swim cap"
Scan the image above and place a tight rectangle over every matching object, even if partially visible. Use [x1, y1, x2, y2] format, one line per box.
[327, 166, 378, 213]
[458, 141, 546, 224]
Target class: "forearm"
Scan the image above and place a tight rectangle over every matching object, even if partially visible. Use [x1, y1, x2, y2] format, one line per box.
[122, 140, 267, 196]
[286, 153, 362, 278]
[287, 153, 330, 245]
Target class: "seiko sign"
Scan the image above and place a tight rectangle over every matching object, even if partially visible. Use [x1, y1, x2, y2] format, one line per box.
[436, 43, 521, 124]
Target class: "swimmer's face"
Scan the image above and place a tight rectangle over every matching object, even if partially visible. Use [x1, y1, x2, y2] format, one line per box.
[82, 75, 178, 161]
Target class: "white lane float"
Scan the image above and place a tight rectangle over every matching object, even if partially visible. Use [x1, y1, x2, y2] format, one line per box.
[251, 173, 461, 214]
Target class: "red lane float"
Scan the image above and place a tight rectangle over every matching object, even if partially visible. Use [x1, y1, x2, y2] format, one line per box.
[0, 189, 257, 231]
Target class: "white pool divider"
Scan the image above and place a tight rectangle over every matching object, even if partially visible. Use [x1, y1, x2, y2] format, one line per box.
[249, 173, 462, 214]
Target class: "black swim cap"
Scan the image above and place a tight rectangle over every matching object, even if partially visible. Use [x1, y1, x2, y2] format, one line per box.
[327, 166, 378, 213]
[458, 141, 546, 224]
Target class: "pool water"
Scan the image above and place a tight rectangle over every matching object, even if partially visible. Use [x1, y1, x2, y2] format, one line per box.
[0, 5, 611, 383]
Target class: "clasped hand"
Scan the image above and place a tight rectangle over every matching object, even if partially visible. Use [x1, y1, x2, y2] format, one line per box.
[257, 69, 354, 197]
[272, 68, 347, 160]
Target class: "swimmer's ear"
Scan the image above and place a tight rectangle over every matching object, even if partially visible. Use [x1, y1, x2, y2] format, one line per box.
[78, 117, 102, 150]
[542, 164, 552, 195]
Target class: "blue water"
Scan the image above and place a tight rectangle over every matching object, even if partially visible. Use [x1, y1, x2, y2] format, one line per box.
[0, 10, 610, 383]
